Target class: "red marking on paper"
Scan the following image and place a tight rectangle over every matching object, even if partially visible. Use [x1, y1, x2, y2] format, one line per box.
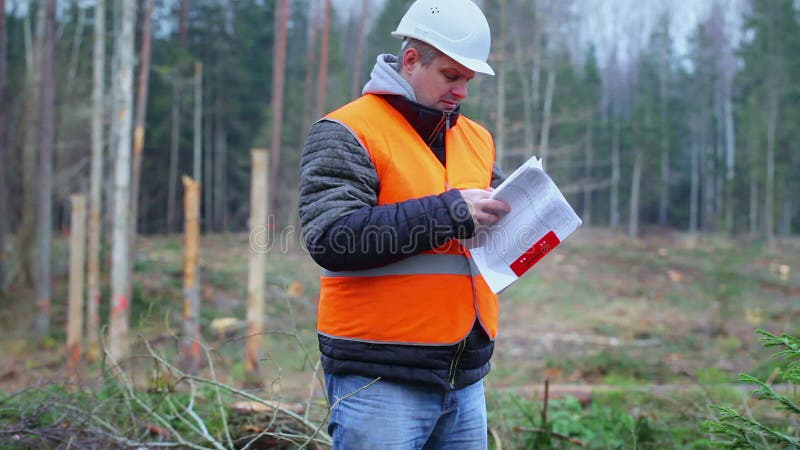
[509, 231, 560, 277]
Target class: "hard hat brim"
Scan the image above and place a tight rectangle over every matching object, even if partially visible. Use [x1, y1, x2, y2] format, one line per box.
[392, 31, 495, 76]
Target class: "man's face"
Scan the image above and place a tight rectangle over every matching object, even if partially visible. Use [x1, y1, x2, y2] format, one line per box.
[403, 49, 476, 112]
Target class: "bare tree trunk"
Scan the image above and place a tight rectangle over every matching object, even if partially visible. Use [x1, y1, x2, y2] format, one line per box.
[690, 140, 700, 234]
[300, 3, 318, 145]
[0, 0, 7, 291]
[180, 176, 201, 373]
[221, 132, 228, 231]
[539, 66, 555, 168]
[86, 0, 105, 362]
[166, 81, 180, 233]
[296, 3, 318, 231]
[512, 33, 533, 157]
[193, 62, 202, 184]
[581, 111, 593, 227]
[315, 0, 330, 118]
[105, 2, 120, 240]
[269, 0, 289, 222]
[764, 93, 777, 245]
[246, 149, 268, 385]
[350, 0, 368, 100]
[749, 155, 758, 235]
[173, 0, 188, 241]
[781, 196, 791, 236]
[203, 92, 212, 231]
[701, 120, 714, 232]
[786, 150, 800, 236]
[714, 102, 724, 230]
[628, 147, 643, 238]
[723, 90, 735, 234]
[609, 102, 620, 230]
[64, 5, 86, 97]
[179, 0, 188, 45]
[130, 0, 153, 253]
[529, 9, 542, 156]
[20, 4, 46, 288]
[66, 194, 86, 372]
[108, 0, 137, 360]
[213, 83, 226, 231]
[658, 44, 669, 227]
[700, 154, 710, 231]
[35, 0, 56, 337]
[494, 0, 507, 170]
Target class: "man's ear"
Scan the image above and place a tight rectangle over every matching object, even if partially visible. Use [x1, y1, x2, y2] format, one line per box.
[401, 47, 420, 75]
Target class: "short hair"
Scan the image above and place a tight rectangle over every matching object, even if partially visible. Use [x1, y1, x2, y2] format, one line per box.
[395, 38, 442, 73]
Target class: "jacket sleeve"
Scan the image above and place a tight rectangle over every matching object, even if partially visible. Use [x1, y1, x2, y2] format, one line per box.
[490, 164, 506, 189]
[299, 120, 475, 271]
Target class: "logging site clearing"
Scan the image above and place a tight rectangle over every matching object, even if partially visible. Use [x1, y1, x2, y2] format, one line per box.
[0, 228, 798, 448]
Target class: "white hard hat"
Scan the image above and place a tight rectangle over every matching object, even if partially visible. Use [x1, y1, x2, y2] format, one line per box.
[391, 0, 495, 76]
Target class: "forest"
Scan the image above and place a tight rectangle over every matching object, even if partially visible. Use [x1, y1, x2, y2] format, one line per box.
[0, 0, 799, 448]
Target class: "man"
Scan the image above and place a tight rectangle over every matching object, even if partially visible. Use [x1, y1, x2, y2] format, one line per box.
[299, 0, 510, 448]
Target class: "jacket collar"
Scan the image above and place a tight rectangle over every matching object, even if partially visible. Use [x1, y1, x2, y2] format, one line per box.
[362, 53, 461, 146]
[383, 95, 460, 147]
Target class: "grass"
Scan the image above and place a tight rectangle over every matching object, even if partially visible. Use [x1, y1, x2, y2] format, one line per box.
[487, 388, 725, 449]
[1, 228, 799, 447]
[492, 229, 800, 389]
[0, 350, 331, 449]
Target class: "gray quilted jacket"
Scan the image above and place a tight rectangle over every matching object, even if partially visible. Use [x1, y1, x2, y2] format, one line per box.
[299, 54, 504, 271]
[298, 54, 505, 389]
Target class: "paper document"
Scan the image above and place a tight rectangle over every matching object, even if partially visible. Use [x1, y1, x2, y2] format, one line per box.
[464, 156, 582, 293]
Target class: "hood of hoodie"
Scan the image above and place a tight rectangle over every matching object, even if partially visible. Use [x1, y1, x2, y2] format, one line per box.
[361, 54, 460, 155]
[362, 54, 417, 101]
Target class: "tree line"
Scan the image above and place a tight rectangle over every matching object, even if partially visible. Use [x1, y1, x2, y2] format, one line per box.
[0, 0, 798, 335]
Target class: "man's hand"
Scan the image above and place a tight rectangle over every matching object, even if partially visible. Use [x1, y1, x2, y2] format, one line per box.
[459, 188, 511, 227]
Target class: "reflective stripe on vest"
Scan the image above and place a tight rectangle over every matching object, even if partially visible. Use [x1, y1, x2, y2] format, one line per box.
[317, 94, 498, 345]
[321, 253, 478, 278]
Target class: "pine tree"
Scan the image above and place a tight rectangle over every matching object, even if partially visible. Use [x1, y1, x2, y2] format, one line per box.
[705, 330, 800, 448]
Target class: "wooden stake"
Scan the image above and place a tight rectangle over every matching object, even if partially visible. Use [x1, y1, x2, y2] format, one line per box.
[180, 176, 201, 374]
[66, 194, 86, 373]
[245, 149, 268, 384]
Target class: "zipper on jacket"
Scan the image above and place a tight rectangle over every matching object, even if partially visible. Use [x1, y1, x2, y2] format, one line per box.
[427, 114, 446, 147]
[443, 112, 452, 191]
[448, 339, 467, 389]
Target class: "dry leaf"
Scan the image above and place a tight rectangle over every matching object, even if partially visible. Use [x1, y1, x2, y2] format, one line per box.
[288, 280, 304, 297]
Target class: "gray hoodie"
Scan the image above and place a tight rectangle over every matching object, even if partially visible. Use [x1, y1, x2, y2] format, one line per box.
[361, 54, 417, 101]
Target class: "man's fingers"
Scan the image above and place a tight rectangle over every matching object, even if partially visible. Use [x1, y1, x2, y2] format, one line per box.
[473, 198, 510, 226]
[481, 198, 511, 214]
[459, 188, 511, 227]
[474, 211, 499, 225]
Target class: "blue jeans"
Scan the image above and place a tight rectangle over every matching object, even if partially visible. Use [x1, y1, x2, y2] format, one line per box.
[324, 373, 487, 449]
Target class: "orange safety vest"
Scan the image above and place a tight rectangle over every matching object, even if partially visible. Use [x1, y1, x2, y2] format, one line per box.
[317, 94, 498, 345]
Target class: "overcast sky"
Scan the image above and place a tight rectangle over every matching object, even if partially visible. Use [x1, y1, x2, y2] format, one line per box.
[576, 0, 745, 61]
[330, 0, 745, 63]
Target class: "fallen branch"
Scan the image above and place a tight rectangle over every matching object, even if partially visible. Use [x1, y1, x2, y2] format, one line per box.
[489, 426, 503, 450]
[140, 338, 332, 447]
